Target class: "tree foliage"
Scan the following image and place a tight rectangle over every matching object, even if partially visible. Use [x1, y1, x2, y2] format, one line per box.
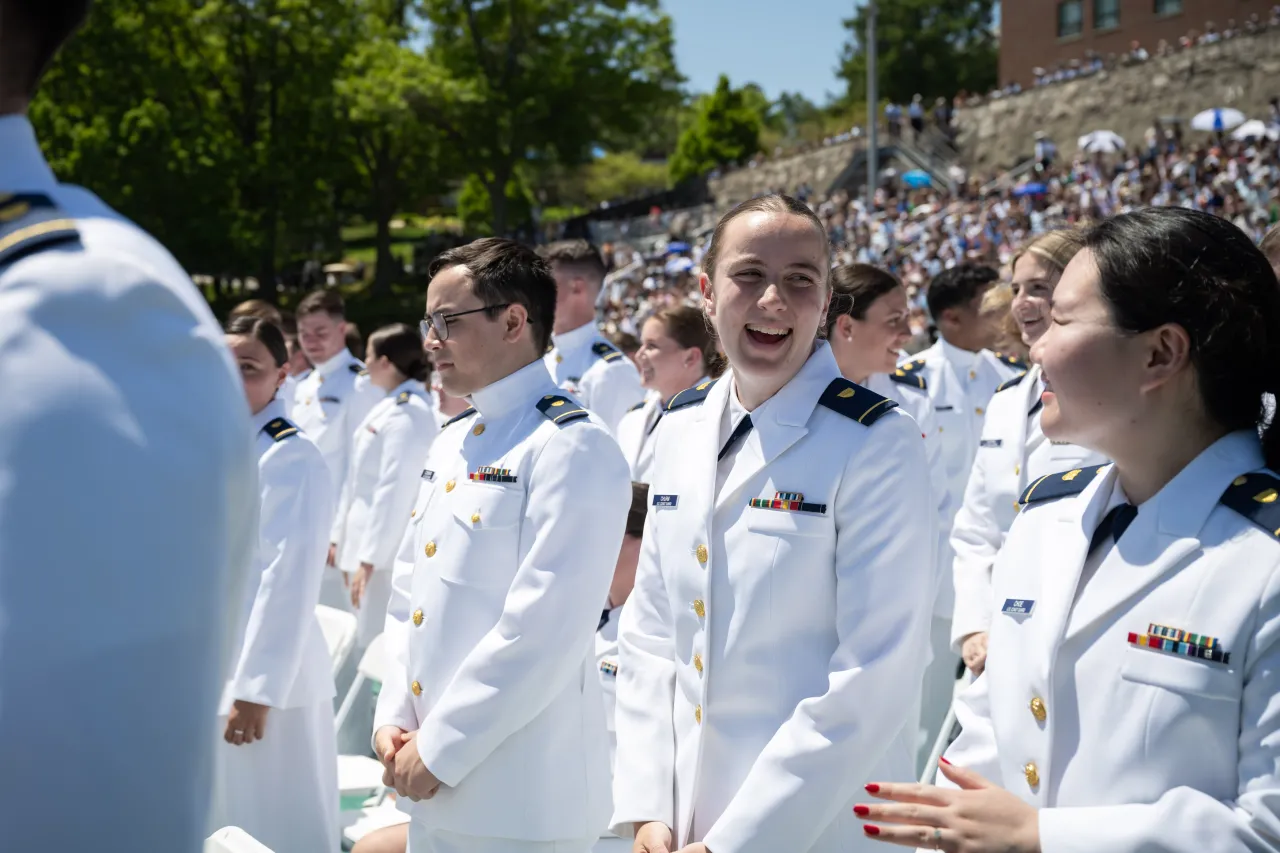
[668, 75, 762, 185]
[837, 0, 997, 106]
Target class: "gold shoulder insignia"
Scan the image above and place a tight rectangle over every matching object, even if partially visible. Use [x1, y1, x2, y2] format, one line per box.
[536, 394, 589, 425]
[0, 193, 79, 268]
[1220, 472, 1280, 540]
[262, 418, 299, 441]
[1018, 464, 1108, 508]
[817, 379, 899, 426]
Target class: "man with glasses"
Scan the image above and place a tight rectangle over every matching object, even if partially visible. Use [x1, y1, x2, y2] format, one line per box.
[376, 237, 631, 853]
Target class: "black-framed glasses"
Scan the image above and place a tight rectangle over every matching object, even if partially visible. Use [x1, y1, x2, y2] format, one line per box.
[420, 304, 509, 342]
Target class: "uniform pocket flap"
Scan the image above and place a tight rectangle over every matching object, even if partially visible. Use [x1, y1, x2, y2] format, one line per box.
[1120, 647, 1238, 701]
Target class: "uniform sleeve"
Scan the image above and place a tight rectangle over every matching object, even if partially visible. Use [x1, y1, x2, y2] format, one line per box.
[356, 409, 435, 571]
[917, 402, 954, 600]
[948, 412, 1005, 648]
[702, 412, 937, 853]
[1038, 565, 1280, 853]
[348, 376, 385, 441]
[330, 441, 357, 548]
[227, 441, 334, 708]
[583, 359, 645, 436]
[371, 518, 424, 742]
[609, 502, 678, 833]
[413, 425, 631, 786]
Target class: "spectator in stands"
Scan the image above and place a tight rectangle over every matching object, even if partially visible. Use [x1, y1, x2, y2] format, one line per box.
[909, 94, 925, 141]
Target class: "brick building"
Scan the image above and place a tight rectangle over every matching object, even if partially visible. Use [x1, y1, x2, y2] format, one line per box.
[1000, 0, 1276, 88]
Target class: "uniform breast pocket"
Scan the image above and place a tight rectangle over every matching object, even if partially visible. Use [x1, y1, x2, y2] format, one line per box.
[744, 507, 828, 538]
[440, 485, 524, 587]
[1120, 647, 1239, 702]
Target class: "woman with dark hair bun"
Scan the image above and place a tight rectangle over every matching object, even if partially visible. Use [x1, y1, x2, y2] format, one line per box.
[328, 323, 438, 645]
[857, 207, 1280, 853]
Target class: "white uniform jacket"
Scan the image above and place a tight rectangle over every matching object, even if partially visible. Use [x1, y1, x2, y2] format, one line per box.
[331, 379, 437, 574]
[222, 400, 336, 713]
[617, 383, 709, 483]
[0, 116, 258, 851]
[943, 431, 1280, 853]
[596, 604, 624, 775]
[544, 321, 645, 435]
[949, 365, 1106, 648]
[611, 344, 937, 853]
[292, 348, 383, 495]
[373, 358, 631, 842]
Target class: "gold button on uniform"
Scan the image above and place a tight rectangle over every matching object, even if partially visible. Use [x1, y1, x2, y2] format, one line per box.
[412, 609, 424, 626]
[410, 509, 417, 518]
[1024, 762, 1039, 787]
[975, 406, 985, 416]
[1029, 697, 1046, 722]
[694, 705, 702, 724]
[472, 423, 485, 436]
[411, 680, 422, 696]
[693, 654, 703, 673]
[693, 599, 706, 618]
[969, 369, 977, 380]
[1014, 464, 1021, 476]
[445, 479, 456, 492]
[471, 512, 481, 524]
[424, 541, 437, 558]
[695, 544, 708, 564]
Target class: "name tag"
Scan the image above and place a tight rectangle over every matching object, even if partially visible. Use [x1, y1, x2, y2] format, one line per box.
[980, 439, 1003, 447]
[653, 494, 678, 508]
[421, 469, 435, 481]
[1002, 598, 1035, 616]
[935, 405, 955, 412]
[319, 395, 340, 404]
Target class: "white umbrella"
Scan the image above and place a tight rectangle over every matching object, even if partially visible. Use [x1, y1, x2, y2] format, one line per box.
[1191, 107, 1246, 132]
[1230, 119, 1279, 141]
[1078, 130, 1126, 153]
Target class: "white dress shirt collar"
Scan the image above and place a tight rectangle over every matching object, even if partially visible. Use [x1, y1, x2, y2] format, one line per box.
[315, 348, 356, 380]
[468, 358, 555, 421]
[551, 321, 599, 354]
[938, 336, 982, 369]
[0, 116, 58, 192]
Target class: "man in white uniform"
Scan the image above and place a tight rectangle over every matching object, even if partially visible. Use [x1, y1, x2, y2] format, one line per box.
[375, 238, 631, 853]
[0, 4, 257, 849]
[541, 240, 644, 434]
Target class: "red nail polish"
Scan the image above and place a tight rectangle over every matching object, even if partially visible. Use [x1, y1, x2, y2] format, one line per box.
[864, 783, 881, 793]
[939, 756, 952, 765]
[864, 825, 881, 836]
[853, 805, 870, 816]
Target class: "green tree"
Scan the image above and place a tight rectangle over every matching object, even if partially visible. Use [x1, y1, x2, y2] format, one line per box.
[414, 0, 683, 234]
[837, 0, 997, 107]
[668, 75, 762, 185]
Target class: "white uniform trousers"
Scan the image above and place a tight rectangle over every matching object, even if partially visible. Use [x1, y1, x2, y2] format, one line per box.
[210, 700, 339, 853]
[916, 615, 960, 774]
[409, 828, 598, 853]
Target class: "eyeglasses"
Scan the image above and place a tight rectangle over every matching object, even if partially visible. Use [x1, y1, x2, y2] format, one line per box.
[420, 304, 509, 342]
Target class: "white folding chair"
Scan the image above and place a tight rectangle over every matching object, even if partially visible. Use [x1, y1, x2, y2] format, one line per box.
[316, 604, 359, 679]
[334, 632, 390, 733]
[205, 826, 274, 853]
[335, 632, 394, 806]
[341, 799, 411, 850]
[920, 705, 958, 784]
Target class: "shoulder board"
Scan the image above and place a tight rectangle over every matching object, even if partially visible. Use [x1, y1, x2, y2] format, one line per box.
[896, 358, 927, 375]
[993, 351, 1029, 371]
[262, 417, 299, 441]
[349, 363, 365, 375]
[1018, 464, 1108, 507]
[537, 394, 589, 425]
[628, 401, 646, 412]
[441, 407, 477, 428]
[817, 379, 899, 426]
[396, 391, 411, 405]
[996, 371, 1029, 393]
[667, 379, 717, 412]
[592, 340, 624, 363]
[0, 193, 80, 268]
[888, 368, 926, 391]
[1219, 472, 1280, 540]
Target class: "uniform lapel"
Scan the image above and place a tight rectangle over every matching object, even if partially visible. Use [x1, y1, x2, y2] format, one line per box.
[683, 379, 729, 522]
[1010, 366, 1039, 493]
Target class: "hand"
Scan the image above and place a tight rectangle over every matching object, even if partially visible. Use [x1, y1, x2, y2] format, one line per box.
[327, 543, 338, 568]
[351, 562, 375, 608]
[375, 726, 413, 786]
[392, 731, 442, 801]
[675, 845, 712, 853]
[960, 632, 988, 675]
[632, 822, 673, 853]
[224, 700, 270, 746]
[855, 760, 1040, 853]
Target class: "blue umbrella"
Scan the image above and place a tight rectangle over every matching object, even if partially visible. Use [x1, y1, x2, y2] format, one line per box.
[902, 169, 932, 189]
[1013, 182, 1047, 197]
[665, 241, 691, 254]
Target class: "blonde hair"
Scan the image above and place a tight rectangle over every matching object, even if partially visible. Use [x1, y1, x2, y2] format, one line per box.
[1012, 229, 1086, 279]
[980, 283, 1026, 359]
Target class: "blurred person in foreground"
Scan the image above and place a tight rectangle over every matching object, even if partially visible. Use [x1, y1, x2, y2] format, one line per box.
[0, 2, 257, 849]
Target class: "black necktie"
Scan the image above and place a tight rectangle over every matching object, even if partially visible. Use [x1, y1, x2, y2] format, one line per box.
[1089, 503, 1137, 555]
[597, 608, 611, 632]
[718, 414, 754, 461]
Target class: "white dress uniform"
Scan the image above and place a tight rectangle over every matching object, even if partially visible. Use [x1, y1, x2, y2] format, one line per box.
[611, 343, 937, 853]
[0, 115, 258, 852]
[942, 431, 1280, 852]
[211, 401, 339, 853]
[280, 373, 298, 418]
[292, 347, 383, 495]
[596, 605, 624, 775]
[544, 321, 645, 435]
[373, 358, 631, 852]
[331, 379, 438, 646]
[949, 365, 1107, 649]
[616, 381, 710, 482]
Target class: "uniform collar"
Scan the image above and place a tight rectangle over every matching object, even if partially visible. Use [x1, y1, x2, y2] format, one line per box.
[390, 378, 424, 399]
[1150, 429, 1265, 538]
[468, 357, 555, 421]
[937, 336, 982, 368]
[315, 348, 356, 379]
[0, 116, 58, 192]
[721, 341, 839, 427]
[551, 321, 598, 354]
[251, 397, 289, 434]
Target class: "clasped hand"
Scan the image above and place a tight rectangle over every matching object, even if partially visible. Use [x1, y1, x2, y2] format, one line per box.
[374, 725, 442, 801]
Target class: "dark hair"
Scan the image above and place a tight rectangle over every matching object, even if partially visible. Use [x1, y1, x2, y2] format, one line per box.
[626, 481, 650, 539]
[369, 323, 430, 383]
[0, 0, 91, 97]
[825, 264, 903, 336]
[226, 316, 288, 368]
[428, 237, 557, 354]
[610, 331, 640, 356]
[926, 263, 1000, 320]
[295, 288, 345, 320]
[228, 298, 283, 327]
[648, 305, 721, 378]
[344, 322, 362, 357]
[1260, 222, 1280, 274]
[703, 194, 829, 280]
[538, 239, 607, 283]
[1084, 207, 1280, 467]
